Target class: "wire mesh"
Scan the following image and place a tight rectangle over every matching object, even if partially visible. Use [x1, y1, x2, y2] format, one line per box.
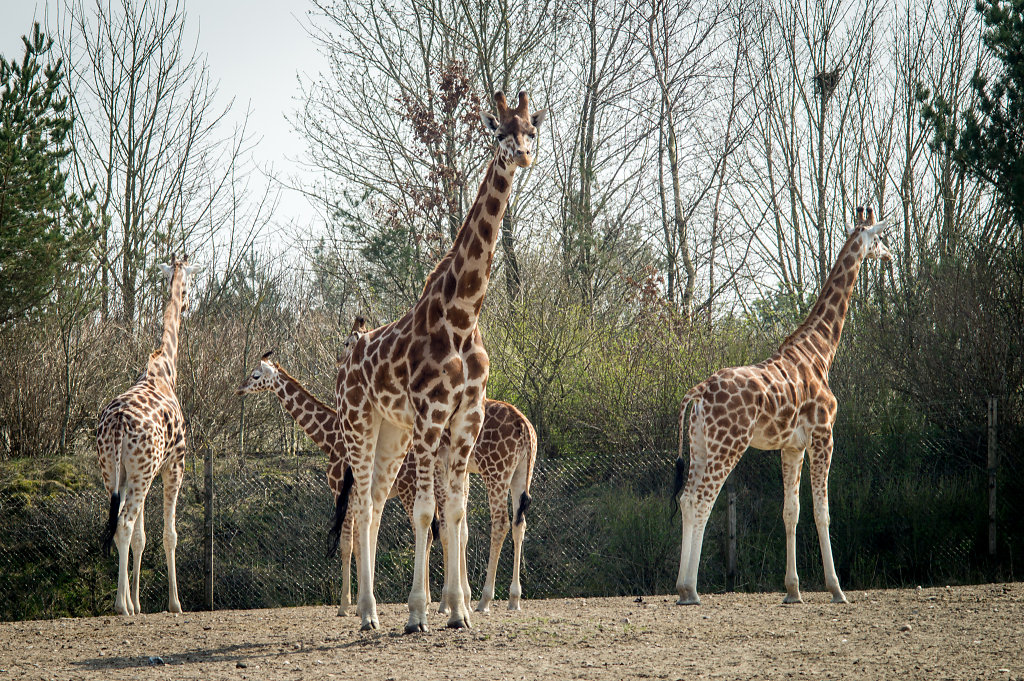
[1, 412, 1020, 621]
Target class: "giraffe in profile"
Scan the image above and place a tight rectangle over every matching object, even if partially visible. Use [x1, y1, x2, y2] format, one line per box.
[673, 207, 892, 605]
[336, 90, 546, 632]
[96, 254, 201, 615]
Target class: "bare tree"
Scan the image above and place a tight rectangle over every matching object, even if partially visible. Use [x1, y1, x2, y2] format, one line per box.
[59, 0, 245, 327]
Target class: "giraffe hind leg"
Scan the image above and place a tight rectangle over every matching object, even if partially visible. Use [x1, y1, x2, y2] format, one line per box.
[507, 491, 528, 610]
[781, 447, 805, 604]
[162, 458, 184, 614]
[130, 512, 145, 614]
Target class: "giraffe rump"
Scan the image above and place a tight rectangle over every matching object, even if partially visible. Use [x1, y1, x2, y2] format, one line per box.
[326, 467, 355, 560]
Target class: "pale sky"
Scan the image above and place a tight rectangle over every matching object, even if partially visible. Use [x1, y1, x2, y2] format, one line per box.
[0, 0, 327, 234]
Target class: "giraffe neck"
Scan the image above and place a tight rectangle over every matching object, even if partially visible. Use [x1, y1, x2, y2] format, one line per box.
[419, 154, 516, 324]
[779, 234, 867, 371]
[271, 368, 337, 457]
[155, 272, 185, 387]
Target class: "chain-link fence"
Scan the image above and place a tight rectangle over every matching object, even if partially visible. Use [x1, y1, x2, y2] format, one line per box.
[2, 402, 1021, 621]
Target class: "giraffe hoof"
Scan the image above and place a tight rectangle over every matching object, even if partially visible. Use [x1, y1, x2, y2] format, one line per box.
[474, 600, 491, 614]
[676, 587, 701, 605]
[832, 593, 849, 604]
[782, 594, 804, 604]
[507, 600, 522, 612]
[359, 618, 379, 631]
[446, 614, 472, 629]
[403, 621, 429, 634]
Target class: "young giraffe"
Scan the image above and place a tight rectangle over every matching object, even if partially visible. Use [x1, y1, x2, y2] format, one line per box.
[235, 353, 536, 615]
[336, 90, 546, 632]
[96, 254, 201, 615]
[673, 207, 892, 606]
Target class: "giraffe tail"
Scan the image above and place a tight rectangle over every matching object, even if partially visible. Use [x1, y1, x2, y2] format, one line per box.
[326, 467, 355, 560]
[101, 417, 126, 556]
[101, 492, 119, 556]
[672, 390, 701, 517]
[515, 491, 532, 526]
[514, 414, 537, 526]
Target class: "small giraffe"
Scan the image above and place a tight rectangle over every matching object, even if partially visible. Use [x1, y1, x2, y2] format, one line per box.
[673, 207, 892, 606]
[236, 352, 536, 615]
[96, 254, 201, 615]
[336, 90, 546, 632]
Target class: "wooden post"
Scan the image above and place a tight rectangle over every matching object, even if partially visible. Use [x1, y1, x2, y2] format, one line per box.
[204, 441, 215, 610]
[726, 479, 736, 591]
[988, 397, 998, 558]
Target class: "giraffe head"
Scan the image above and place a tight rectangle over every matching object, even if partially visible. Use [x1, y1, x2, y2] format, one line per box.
[847, 206, 893, 262]
[336, 316, 367, 365]
[236, 350, 280, 395]
[481, 90, 547, 168]
[158, 254, 203, 311]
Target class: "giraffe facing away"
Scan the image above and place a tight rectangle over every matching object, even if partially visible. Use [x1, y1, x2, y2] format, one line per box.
[235, 352, 536, 616]
[335, 90, 546, 632]
[96, 254, 201, 615]
[673, 207, 893, 606]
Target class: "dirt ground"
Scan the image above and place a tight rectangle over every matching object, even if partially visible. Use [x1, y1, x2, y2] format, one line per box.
[0, 583, 1021, 681]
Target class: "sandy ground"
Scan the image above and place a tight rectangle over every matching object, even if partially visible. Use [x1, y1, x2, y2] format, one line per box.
[0, 583, 1022, 680]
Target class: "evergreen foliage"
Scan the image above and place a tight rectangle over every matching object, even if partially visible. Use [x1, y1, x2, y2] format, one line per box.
[0, 23, 91, 327]
[919, 0, 1024, 228]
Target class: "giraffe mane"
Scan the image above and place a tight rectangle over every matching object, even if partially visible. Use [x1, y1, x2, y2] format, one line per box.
[273, 363, 338, 417]
[777, 232, 862, 351]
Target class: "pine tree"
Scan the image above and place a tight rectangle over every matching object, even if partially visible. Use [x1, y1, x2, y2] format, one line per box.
[919, 0, 1024, 229]
[0, 23, 92, 327]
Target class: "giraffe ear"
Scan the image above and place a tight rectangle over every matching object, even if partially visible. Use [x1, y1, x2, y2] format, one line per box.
[184, 263, 203, 276]
[481, 111, 501, 135]
[531, 109, 548, 128]
[867, 219, 890, 236]
[158, 263, 174, 280]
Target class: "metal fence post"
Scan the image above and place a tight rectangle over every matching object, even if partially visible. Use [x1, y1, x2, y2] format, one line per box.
[726, 479, 736, 591]
[988, 397, 998, 558]
[204, 442, 214, 610]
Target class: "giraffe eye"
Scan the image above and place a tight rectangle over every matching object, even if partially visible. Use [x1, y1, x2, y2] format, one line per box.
[497, 134, 507, 142]
[527, 133, 536, 140]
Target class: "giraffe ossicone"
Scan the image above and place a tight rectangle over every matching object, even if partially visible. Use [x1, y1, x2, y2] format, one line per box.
[96, 254, 200, 616]
[334, 89, 547, 633]
[673, 207, 893, 606]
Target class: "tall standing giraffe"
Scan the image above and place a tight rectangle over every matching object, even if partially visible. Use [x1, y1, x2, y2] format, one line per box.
[96, 254, 201, 615]
[673, 207, 892, 606]
[235, 353, 536, 615]
[336, 90, 546, 632]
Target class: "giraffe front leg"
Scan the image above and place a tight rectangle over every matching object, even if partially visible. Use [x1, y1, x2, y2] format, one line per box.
[162, 459, 184, 614]
[459, 490, 471, 612]
[443, 405, 482, 629]
[130, 512, 146, 615]
[809, 431, 847, 604]
[433, 460, 451, 615]
[781, 448, 805, 604]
